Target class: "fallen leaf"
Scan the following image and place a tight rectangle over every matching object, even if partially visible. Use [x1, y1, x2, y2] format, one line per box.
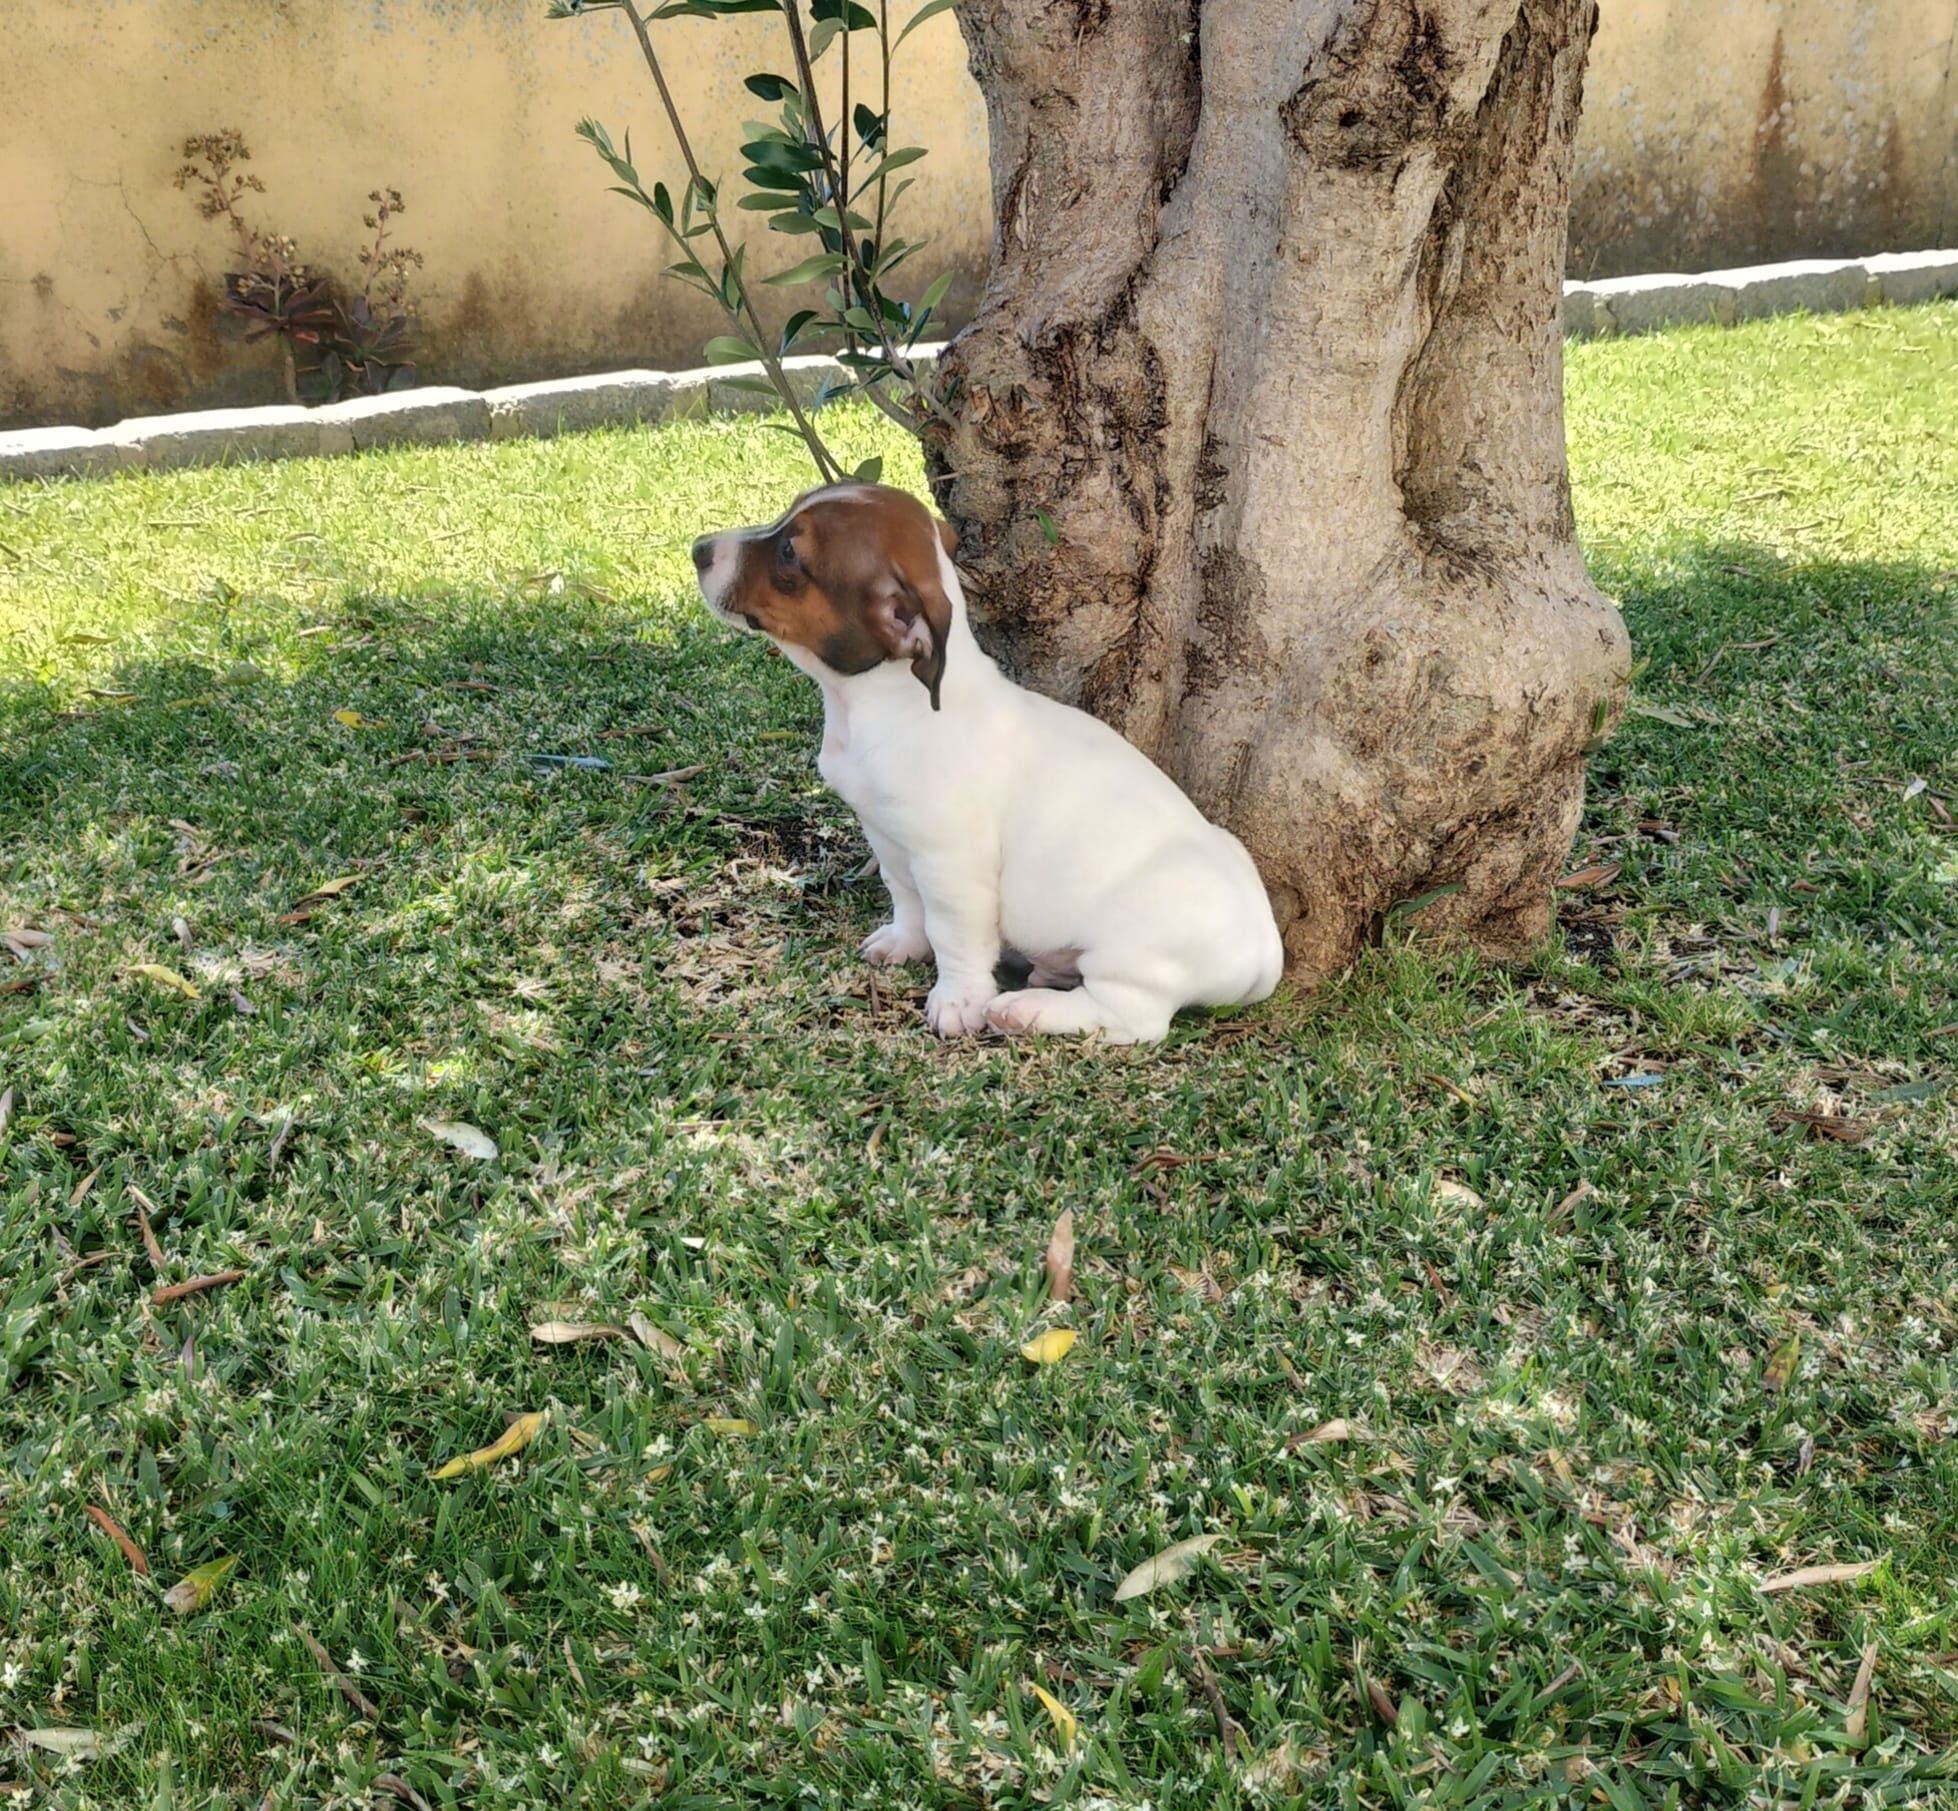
[1433, 1178, 1484, 1210]
[628, 1312, 688, 1362]
[1548, 1179, 1595, 1224]
[1362, 1672, 1400, 1726]
[171, 916, 192, 953]
[1284, 1419, 1355, 1451]
[3, 926, 52, 957]
[333, 708, 385, 729]
[1845, 1640, 1878, 1745]
[1763, 1333, 1802, 1394]
[1025, 1681, 1078, 1750]
[128, 1186, 166, 1266]
[422, 1119, 497, 1161]
[430, 1409, 547, 1479]
[1020, 1328, 1077, 1366]
[84, 1504, 150, 1575]
[0, 1088, 12, 1138]
[151, 1269, 245, 1306]
[373, 1773, 432, 1811]
[703, 1416, 758, 1437]
[298, 1627, 381, 1721]
[1112, 1532, 1224, 1603]
[530, 1320, 627, 1345]
[22, 1729, 102, 1759]
[1630, 699, 1695, 728]
[1872, 1077, 1944, 1104]
[1556, 863, 1622, 890]
[1776, 1109, 1868, 1144]
[1759, 1558, 1882, 1594]
[130, 963, 199, 999]
[289, 875, 361, 910]
[624, 763, 708, 787]
[1044, 1209, 1075, 1305]
[163, 1553, 238, 1614]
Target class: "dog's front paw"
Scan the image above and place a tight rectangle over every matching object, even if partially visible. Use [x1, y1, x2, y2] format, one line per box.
[861, 921, 930, 967]
[925, 980, 995, 1039]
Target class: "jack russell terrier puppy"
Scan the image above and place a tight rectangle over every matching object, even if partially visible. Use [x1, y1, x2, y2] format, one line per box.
[692, 483, 1283, 1043]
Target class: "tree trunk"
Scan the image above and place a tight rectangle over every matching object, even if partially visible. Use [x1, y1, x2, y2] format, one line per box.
[924, 0, 1632, 982]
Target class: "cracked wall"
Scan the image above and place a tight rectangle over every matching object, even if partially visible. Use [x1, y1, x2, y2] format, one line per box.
[2, 0, 1954, 429]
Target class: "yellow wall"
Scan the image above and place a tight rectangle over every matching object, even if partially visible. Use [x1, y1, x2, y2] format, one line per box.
[3, 0, 1954, 427]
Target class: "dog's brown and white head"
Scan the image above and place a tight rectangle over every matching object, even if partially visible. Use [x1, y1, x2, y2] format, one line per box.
[692, 483, 959, 709]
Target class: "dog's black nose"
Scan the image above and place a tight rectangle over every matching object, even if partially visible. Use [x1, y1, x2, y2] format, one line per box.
[691, 536, 714, 573]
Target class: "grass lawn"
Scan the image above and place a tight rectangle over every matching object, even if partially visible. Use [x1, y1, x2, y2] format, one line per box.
[3, 303, 1956, 1810]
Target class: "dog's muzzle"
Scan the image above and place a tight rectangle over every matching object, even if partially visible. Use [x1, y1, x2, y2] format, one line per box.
[691, 532, 741, 622]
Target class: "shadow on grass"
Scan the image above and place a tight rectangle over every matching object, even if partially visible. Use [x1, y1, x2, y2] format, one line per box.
[3, 540, 1952, 1012]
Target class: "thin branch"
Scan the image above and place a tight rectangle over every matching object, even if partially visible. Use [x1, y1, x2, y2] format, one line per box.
[616, 0, 844, 481]
[874, 0, 892, 261]
[780, 0, 949, 427]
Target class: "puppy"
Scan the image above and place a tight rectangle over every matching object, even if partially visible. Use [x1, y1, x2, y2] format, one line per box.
[692, 483, 1283, 1043]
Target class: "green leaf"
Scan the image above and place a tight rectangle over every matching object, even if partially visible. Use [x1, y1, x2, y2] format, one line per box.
[853, 103, 887, 149]
[853, 456, 884, 483]
[842, 305, 879, 334]
[719, 375, 785, 397]
[703, 336, 761, 364]
[743, 139, 824, 175]
[1387, 881, 1465, 922]
[1034, 509, 1060, 546]
[766, 212, 827, 235]
[811, 204, 874, 233]
[860, 145, 927, 185]
[895, 0, 958, 48]
[808, 15, 843, 57]
[917, 270, 955, 316]
[780, 308, 821, 352]
[651, 181, 674, 225]
[764, 252, 847, 286]
[743, 166, 809, 194]
[745, 73, 799, 101]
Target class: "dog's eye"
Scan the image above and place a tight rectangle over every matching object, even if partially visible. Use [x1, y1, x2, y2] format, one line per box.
[774, 534, 799, 571]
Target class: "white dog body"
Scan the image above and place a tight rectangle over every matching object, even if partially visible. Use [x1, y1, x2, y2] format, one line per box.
[694, 485, 1283, 1043]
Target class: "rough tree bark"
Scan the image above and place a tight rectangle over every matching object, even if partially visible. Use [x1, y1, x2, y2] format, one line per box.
[924, 0, 1632, 981]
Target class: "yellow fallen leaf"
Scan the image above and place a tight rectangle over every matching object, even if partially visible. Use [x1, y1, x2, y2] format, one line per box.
[1433, 1178, 1485, 1209]
[1112, 1532, 1223, 1603]
[1845, 1639, 1878, 1746]
[530, 1321, 626, 1345]
[1763, 1333, 1801, 1393]
[703, 1417, 758, 1437]
[1020, 1328, 1077, 1366]
[163, 1553, 238, 1615]
[290, 874, 361, 909]
[333, 708, 385, 729]
[1026, 1681, 1078, 1749]
[130, 963, 200, 999]
[431, 1409, 547, 1479]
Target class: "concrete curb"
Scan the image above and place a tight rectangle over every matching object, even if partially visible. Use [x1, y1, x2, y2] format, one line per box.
[6, 252, 1955, 485]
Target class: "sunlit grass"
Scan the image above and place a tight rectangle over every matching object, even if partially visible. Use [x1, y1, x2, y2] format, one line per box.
[2, 305, 1955, 1808]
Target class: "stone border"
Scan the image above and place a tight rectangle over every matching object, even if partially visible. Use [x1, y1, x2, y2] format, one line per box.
[6, 251, 1956, 484]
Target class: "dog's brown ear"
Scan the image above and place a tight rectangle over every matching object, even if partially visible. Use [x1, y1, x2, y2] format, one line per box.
[867, 566, 951, 710]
